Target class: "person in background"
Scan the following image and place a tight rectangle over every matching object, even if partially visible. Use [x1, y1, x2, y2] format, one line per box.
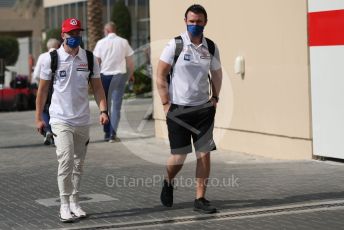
[33, 38, 61, 145]
[93, 21, 135, 143]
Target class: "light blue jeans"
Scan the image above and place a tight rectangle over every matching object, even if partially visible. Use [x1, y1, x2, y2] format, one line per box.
[101, 73, 128, 137]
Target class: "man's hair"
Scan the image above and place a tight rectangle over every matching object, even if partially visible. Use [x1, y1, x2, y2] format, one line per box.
[184, 4, 208, 21]
[105, 21, 117, 32]
[46, 38, 61, 50]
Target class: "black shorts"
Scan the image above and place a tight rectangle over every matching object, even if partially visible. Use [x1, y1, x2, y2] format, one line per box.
[166, 101, 216, 154]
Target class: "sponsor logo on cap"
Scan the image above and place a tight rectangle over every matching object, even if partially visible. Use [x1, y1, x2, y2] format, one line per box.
[70, 19, 78, 26]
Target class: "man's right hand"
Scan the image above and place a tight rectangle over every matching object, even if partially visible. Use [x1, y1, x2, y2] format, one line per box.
[99, 113, 109, 125]
[36, 119, 46, 135]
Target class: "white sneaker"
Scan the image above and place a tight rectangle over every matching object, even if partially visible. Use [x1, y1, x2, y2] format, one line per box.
[70, 203, 87, 218]
[59, 204, 74, 223]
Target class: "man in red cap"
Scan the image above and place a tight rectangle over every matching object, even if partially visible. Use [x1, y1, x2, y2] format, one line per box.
[35, 18, 109, 223]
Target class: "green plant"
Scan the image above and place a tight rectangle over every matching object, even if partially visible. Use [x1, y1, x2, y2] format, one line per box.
[111, 0, 132, 42]
[131, 64, 152, 95]
[0, 36, 19, 65]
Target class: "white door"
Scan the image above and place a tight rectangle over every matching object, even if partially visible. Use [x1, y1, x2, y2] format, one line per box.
[309, 0, 344, 159]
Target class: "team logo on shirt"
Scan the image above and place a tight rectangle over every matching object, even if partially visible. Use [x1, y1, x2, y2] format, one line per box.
[59, 70, 67, 78]
[184, 54, 191, 61]
[200, 49, 211, 59]
[78, 63, 88, 67]
[200, 55, 211, 59]
[77, 63, 88, 72]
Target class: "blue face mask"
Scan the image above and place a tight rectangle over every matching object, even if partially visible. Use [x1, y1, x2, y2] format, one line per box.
[65, 36, 82, 48]
[187, 25, 204, 37]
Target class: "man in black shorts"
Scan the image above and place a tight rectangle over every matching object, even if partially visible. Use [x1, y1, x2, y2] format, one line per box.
[156, 4, 223, 214]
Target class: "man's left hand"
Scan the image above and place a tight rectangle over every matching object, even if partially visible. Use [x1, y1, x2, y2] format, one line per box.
[210, 97, 218, 108]
[129, 75, 135, 83]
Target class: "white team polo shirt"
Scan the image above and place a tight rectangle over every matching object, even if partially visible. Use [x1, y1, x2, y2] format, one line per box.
[160, 32, 221, 106]
[93, 33, 134, 75]
[40, 45, 100, 126]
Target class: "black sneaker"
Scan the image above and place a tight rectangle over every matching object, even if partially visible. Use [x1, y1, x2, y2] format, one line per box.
[44, 131, 53, 145]
[160, 179, 173, 207]
[109, 135, 121, 143]
[194, 197, 217, 214]
[51, 137, 55, 147]
[104, 133, 110, 142]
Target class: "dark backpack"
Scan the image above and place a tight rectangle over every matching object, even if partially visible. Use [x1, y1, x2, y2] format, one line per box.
[43, 49, 94, 112]
[167, 36, 216, 95]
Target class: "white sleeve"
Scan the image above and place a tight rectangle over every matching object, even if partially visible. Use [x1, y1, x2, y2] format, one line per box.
[91, 55, 101, 78]
[93, 41, 101, 58]
[210, 44, 221, 71]
[125, 40, 134, 57]
[40, 53, 53, 80]
[159, 39, 176, 66]
[33, 54, 43, 81]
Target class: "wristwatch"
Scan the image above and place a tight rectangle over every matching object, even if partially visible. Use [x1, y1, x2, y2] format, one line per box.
[100, 110, 108, 116]
[212, 96, 219, 103]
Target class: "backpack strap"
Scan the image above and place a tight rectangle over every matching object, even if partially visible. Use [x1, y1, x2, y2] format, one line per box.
[50, 50, 58, 74]
[205, 37, 215, 57]
[167, 36, 184, 85]
[173, 36, 184, 65]
[44, 50, 58, 112]
[205, 37, 216, 97]
[85, 50, 94, 83]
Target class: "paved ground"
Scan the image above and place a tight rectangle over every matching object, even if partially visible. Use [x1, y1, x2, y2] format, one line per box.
[1, 98, 344, 230]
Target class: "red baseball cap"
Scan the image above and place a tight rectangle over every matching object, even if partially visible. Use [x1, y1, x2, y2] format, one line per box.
[61, 18, 84, 33]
